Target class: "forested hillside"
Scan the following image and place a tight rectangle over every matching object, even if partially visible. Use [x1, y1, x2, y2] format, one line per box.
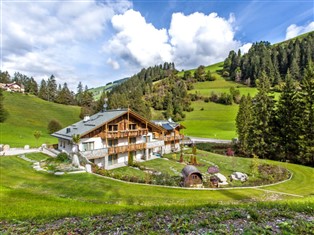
[223, 31, 314, 87]
[107, 62, 189, 120]
[236, 64, 314, 166]
[106, 32, 314, 123]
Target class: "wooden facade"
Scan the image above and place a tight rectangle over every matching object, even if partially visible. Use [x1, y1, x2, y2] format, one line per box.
[53, 109, 185, 169]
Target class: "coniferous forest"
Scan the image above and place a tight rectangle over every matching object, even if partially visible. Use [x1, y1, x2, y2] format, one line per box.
[223, 32, 314, 87]
[236, 64, 314, 166]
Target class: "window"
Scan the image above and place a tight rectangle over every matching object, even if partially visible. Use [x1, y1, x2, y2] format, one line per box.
[129, 124, 136, 130]
[192, 175, 198, 180]
[108, 154, 118, 165]
[108, 139, 118, 147]
[129, 137, 136, 144]
[108, 125, 118, 131]
[82, 142, 94, 151]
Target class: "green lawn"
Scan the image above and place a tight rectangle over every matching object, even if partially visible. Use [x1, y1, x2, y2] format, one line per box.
[112, 150, 292, 187]
[180, 63, 248, 139]
[1, 92, 80, 147]
[182, 100, 238, 139]
[1, 153, 313, 221]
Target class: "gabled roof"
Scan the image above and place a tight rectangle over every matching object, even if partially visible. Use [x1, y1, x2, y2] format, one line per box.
[52, 109, 128, 140]
[52, 109, 167, 141]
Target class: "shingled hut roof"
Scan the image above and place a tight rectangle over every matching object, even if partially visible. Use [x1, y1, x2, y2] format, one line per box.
[181, 165, 202, 180]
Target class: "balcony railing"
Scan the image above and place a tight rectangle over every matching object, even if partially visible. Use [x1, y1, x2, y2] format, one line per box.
[95, 129, 148, 139]
[81, 148, 108, 159]
[146, 140, 165, 149]
[164, 135, 184, 142]
[108, 143, 146, 155]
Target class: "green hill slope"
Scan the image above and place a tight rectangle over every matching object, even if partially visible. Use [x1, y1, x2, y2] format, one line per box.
[180, 63, 258, 139]
[1, 92, 80, 147]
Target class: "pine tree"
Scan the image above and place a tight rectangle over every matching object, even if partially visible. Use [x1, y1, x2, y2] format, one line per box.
[76, 82, 84, 106]
[56, 83, 74, 105]
[38, 79, 48, 100]
[248, 71, 276, 158]
[47, 75, 57, 102]
[298, 63, 314, 165]
[274, 70, 302, 161]
[236, 94, 253, 155]
[0, 71, 11, 83]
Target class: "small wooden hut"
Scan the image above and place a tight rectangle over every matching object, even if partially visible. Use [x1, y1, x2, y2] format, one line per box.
[181, 165, 203, 187]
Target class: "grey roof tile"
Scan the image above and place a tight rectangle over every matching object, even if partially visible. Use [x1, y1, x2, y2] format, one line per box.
[51, 109, 128, 140]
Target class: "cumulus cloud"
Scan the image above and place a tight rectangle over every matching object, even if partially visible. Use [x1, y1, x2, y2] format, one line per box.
[285, 22, 314, 40]
[107, 10, 243, 71]
[169, 12, 240, 69]
[107, 9, 172, 68]
[2, 1, 132, 87]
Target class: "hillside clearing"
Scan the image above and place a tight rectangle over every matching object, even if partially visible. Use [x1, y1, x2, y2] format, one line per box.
[1, 92, 80, 147]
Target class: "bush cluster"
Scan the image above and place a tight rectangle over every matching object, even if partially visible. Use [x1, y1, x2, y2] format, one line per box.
[47, 119, 62, 134]
[56, 153, 70, 163]
[258, 164, 290, 183]
[93, 165, 182, 186]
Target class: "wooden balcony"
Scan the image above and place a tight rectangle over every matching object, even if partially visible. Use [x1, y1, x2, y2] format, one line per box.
[108, 143, 146, 155]
[95, 129, 148, 139]
[146, 140, 165, 149]
[164, 135, 184, 142]
[81, 148, 108, 159]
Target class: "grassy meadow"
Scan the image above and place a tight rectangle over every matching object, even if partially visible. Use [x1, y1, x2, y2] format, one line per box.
[180, 63, 255, 139]
[181, 100, 238, 139]
[1, 152, 313, 221]
[1, 92, 80, 147]
[179, 63, 282, 139]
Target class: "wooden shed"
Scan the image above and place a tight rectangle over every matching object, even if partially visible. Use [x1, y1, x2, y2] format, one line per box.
[181, 165, 203, 187]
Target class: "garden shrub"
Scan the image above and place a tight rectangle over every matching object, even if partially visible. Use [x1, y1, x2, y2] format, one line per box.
[47, 119, 62, 134]
[56, 152, 69, 163]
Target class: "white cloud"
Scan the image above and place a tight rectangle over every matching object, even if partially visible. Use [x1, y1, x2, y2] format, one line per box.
[239, 43, 252, 54]
[107, 10, 242, 71]
[2, 1, 132, 89]
[169, 12, 240, 69]
[107, 9, 172, 68]
[285, 22, 314, 40]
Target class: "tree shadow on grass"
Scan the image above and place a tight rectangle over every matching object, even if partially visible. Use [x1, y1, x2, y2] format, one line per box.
[217, 189, 253, 201]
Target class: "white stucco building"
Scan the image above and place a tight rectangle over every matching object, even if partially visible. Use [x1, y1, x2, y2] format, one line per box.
[52, 109, 184, 169]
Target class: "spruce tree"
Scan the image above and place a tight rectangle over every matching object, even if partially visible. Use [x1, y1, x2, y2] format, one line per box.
[47, 75, 57, 102]
[248, 71, 276, 158]
[274, 70, 302, 162]
[299, 63, 314, 165]
[38, 79, 48, 100]
[236, 94, 253, 155]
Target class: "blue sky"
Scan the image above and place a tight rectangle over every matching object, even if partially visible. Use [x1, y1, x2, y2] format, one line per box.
[2, 0, 313, 90]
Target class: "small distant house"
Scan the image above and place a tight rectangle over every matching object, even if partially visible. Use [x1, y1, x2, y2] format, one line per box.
[52, 108, 185, 170]
[181, 165, 203, 187]
[0, 82, 24, 93]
